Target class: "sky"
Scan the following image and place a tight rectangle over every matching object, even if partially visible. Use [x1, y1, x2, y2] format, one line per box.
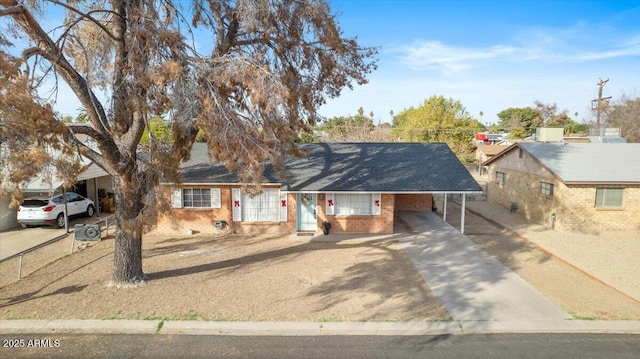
[318, 0, 640, 125]
[11, 0, 640, 126]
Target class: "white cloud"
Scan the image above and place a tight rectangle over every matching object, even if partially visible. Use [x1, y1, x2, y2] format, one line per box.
[396, 41, 518, 73]
[394, 26, 640, 75]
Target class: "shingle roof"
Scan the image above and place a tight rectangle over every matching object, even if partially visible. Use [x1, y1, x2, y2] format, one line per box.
[476, 145, 508, 156]
[517, 143, 640, 183]
[179, 142, 482, 193]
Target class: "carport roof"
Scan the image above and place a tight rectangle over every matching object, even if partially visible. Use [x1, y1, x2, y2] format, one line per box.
[178, 142, 482, 193]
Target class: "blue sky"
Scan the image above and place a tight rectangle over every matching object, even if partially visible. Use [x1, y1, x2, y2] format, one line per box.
[319, 0, 640, 125]
[17, 0, 640, 126]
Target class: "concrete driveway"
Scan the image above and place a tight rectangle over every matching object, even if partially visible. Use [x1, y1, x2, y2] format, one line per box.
[396, 210, 570, 321]
[0, 214, 114, 261]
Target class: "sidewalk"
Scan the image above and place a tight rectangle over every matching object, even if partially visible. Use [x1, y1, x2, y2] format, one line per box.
[1, 319, 639, 335]
[463, 200, 640, 302]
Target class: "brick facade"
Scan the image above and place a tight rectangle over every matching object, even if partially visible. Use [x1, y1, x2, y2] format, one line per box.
[157, 185, 295, 235]
[487, 149, 640, 231]
[395, 194, 433, 212]
[316, 193, 395, 234]
[158, 187, 401, 235]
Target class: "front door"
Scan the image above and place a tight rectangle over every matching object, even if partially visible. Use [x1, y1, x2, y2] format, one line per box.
[297, 193, 317, 231]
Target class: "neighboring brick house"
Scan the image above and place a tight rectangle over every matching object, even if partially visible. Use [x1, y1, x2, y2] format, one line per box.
[158, 142, 481, 235]
[475, 145, 509, 176]
[484, 142, 640, 231]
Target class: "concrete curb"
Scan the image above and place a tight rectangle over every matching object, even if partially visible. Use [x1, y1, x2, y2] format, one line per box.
[2, 320, 639, 336]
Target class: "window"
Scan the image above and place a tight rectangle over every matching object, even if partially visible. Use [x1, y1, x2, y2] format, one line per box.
[595, 188, 623, 207]
[66, 193, 82, 202]
[335, 194, 372, 215]
[496, 171, 505, 184]
[181, 188, 221, 208]
[241, 189, 280, 221]
[540, 182, 554, 196]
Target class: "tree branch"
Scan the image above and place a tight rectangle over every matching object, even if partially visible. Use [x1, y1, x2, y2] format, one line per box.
[3, 1, 117, 167]
[46, 0, 118, 40]
[0, 5, 21, 16]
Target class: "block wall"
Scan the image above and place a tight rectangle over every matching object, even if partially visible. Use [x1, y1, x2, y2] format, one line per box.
[487, 149, 640, 231]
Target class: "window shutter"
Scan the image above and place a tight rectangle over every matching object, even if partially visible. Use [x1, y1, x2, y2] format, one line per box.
[211, 188, 221, 208]
[279, 191, 288, 222]
[326, 193, 335, 215]
[232, 188, 242, 221]
[171, 188, 182, 208]
[371, 193, 381, 215]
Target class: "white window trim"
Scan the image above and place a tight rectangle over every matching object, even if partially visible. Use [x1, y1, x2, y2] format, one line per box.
[171, 188, 221, 209]
[232, 188, 287, 222]
[327, 193, 382, 216]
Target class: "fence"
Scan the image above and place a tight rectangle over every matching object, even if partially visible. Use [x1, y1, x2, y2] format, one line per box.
[445, 181, 488, 202]
[0, 214, 116, 284]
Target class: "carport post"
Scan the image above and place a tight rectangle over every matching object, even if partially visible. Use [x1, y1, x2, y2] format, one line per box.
[443, 193, 447, 221]
[461, 193, 466, 234]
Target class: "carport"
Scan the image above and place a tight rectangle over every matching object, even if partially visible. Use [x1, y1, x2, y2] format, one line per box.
[1, 160, 112, 232]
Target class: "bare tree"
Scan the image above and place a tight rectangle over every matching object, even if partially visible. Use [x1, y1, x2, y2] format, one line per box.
[0, 0, 376, 286]
[604, 93, 640, 143]
[316, 107, 393, 142]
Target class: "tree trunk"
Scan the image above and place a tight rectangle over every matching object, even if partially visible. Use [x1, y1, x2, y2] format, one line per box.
[110, 177, 146, 287]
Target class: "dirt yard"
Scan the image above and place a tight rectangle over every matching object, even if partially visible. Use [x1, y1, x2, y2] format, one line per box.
[445, 202, 640, 320]
[2, 205, 639, 321]
[0, 231, 449, 322]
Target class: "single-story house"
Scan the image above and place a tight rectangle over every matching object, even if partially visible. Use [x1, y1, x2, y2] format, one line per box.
[483, 142, 640, 231]
[475, 145, 508, 176]
[158, 142, 482, 235]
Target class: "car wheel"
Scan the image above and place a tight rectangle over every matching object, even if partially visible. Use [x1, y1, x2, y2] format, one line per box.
[55, 213, 66, 228]
[86, 205, 95, 217]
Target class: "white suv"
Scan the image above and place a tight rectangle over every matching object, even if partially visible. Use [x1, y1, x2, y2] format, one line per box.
[17, 192, 95, 228]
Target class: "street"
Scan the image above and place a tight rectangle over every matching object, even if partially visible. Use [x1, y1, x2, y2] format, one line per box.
[1, 333, 638, 359]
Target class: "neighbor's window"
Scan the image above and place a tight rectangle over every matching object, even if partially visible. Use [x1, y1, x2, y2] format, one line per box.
[241, 189, 280, 221]
[595, 188, 623, 207]
[540, 182, 554, 196]
[182, 188, 221, 208]
[335, 194, 372, 215]
[496, 171, 505, 184]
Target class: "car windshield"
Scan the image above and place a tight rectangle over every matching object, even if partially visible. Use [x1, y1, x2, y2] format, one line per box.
[21, 199, 49, 207]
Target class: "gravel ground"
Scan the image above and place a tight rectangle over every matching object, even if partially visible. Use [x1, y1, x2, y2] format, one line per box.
[446, 200, 640, 319]
[464, 200, 640, 301]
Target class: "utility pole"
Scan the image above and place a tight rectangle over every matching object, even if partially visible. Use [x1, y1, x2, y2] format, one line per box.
[591, 78, 611, 128]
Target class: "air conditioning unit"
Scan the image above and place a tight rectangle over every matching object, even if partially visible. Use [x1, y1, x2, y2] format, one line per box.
[74, 224, 101, 241]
